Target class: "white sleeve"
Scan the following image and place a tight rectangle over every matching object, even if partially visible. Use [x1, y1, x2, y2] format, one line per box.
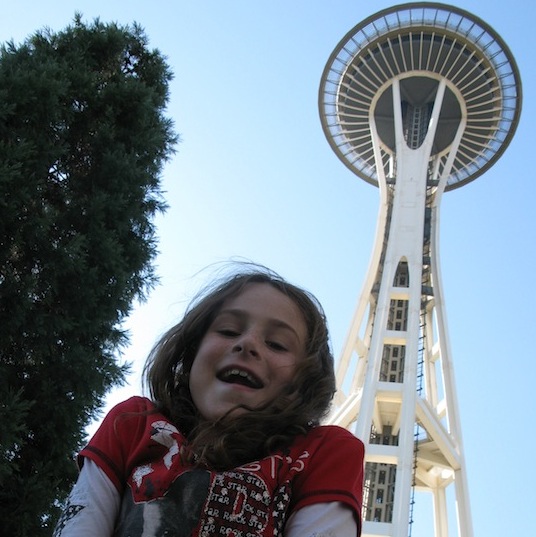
[284, 501, 358, 537]
[53, 459, 120, 537]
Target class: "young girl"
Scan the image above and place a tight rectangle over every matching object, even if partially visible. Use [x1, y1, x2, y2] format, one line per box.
[54, 268, 364, 536]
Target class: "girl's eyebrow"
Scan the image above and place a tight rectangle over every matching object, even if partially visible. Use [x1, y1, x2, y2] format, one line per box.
[216, 308, 302, 342]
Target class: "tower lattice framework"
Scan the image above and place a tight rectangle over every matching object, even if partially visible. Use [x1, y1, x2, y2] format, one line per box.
[318, 3, 521, 537]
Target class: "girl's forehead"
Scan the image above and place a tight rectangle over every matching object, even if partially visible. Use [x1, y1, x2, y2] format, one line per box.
[219, 283, 307, 329]
[223, 282, 294, 308]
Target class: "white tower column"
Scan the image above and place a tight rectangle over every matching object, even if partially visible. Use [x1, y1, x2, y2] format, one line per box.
[318, 4, 521, 537]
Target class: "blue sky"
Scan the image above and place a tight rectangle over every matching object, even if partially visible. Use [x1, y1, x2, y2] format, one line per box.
[3, 1, 535, 535]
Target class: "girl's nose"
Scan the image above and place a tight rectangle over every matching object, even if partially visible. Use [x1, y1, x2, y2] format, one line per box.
[232, 333, 260, 357]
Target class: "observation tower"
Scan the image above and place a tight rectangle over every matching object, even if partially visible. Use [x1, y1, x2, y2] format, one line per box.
[318, 3, 521, 537]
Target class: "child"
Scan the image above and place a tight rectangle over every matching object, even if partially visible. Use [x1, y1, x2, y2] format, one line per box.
[54, 268, 364, 536]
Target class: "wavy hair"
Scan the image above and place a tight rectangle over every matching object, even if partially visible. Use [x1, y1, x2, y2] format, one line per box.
[143, 266, 336, 470]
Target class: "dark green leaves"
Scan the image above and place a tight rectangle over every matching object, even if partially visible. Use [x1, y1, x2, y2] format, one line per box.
[0, 16, 177, 535]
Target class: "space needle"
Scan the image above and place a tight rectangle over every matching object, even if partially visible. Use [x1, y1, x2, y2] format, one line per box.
[318, 3, 521, 536]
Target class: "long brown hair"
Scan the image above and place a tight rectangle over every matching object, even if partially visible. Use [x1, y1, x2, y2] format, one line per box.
[143, 266, 335, 470]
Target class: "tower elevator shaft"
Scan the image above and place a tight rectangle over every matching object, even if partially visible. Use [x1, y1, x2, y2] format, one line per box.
[329, 77, 472, 537]
[319, 3, 521, 536]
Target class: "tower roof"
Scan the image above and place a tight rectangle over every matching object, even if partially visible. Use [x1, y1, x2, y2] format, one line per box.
[318, 2, 522, 190]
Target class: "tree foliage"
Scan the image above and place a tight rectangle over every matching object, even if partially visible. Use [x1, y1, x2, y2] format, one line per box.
[0, 15, 177, 535]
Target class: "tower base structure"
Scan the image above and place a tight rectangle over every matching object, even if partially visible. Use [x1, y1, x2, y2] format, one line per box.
[319, 4, 521, 537]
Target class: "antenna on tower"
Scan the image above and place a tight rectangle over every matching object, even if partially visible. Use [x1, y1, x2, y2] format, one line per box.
[318, 3, 521, 536]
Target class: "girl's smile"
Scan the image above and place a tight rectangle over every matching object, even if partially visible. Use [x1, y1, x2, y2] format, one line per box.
[189, 283, 307, 421]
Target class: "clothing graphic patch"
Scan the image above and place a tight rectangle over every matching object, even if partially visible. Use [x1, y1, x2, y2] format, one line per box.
[115, 469, 210, 536]
[53, 503, 85, 537]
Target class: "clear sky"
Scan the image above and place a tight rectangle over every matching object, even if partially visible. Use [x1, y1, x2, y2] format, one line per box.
[3, 1, 535, 535]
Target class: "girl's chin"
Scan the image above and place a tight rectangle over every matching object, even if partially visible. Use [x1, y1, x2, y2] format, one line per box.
[206, 403, 261, 422]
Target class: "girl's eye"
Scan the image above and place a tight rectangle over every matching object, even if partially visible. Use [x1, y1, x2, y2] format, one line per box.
[217, 328, 240, 337]
[267, 341, 288, 352]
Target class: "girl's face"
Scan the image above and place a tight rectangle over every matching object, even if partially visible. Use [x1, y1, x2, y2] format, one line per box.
[189, 283, 307, 422]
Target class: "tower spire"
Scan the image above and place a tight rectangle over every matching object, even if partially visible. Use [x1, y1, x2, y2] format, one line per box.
[318, 3, 521, 536]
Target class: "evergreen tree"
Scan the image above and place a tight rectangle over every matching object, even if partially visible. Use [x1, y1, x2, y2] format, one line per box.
[0, 15, 177, 535]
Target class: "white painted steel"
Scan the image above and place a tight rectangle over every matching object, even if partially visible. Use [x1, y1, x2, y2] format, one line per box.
[319, 3, 521, 536]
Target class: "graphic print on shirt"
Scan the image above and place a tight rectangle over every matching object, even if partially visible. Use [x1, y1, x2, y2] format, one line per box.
[116, 467, 293, 537]
[113, 415, 313, 536]
[115, 469, 211, 536]
[150, 421, 180, 468]
[195, 470, 291, 537]
[53, 503, 84, 537]
[115, 418, 212, 534]
[129, 420, 182, 502]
